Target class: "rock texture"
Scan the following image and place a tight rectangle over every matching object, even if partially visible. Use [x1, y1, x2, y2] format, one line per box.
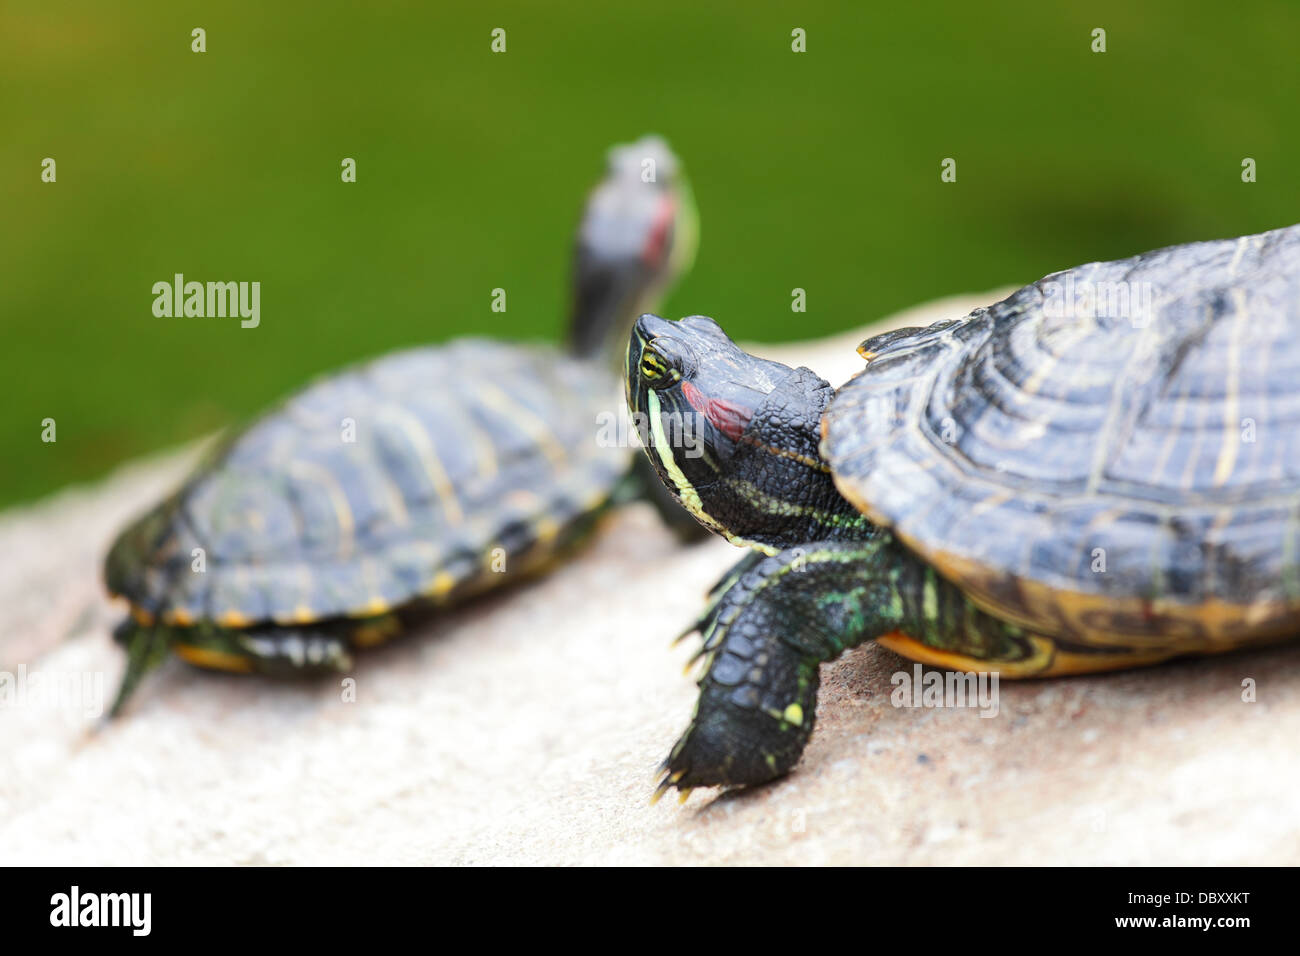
[3, 290, 1297, 865]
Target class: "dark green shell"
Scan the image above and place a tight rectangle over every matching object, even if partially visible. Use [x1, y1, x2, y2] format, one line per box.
[106, 340, 627, 627]
[824, 224, 1300, 651]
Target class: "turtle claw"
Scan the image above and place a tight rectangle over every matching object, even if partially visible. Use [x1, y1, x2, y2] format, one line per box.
[655, 718, 743, 792]
[649, 768, 686, 805]
[671, 552, 765, 652]
[670, 622, 698, 648]
[671, 592, 731, 656]
[681, 642, 716, 676]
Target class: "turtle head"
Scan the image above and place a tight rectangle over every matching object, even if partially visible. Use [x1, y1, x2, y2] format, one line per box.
[627, 314, 856, 550]
[568, 136, 698, 363]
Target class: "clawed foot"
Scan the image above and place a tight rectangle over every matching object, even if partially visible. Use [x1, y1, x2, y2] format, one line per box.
[655, 560, 820, 799]
[653, 696, 806, 800]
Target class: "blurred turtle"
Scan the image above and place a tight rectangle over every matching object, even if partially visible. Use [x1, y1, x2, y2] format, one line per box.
[627, 224, 1300, 792]
[105, 135, 698, 714]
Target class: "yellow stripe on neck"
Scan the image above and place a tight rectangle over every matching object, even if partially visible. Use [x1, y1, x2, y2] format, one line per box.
[647, 389, 722, 534]
[646, 390, 776, 556]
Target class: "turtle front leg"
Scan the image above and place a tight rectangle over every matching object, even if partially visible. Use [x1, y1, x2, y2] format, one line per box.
[660, 535, 1050, 793]
[661, 541, 890, 793]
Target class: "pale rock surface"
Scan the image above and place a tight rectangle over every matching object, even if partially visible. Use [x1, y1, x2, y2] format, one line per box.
[3, 290, 1297, 865]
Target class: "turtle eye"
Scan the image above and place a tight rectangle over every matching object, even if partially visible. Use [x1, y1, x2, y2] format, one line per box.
[640, 345, 670, 384]
[641, 336, 693, 388]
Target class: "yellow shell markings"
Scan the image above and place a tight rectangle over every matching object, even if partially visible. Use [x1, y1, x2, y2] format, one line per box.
[530, 514, 562, 547]
[1211, 287, 1248, 487]
[1225, 234, 1251, 278]
[580, 482, 614, 513]
[373, 404, 464, 527]
[458, 403, 500, 480]
[173, 644, 254, 673]
[833, 230, 1300, 672]
[849, 315, 1075, 492]
[1016, 303, 1098, 399]
[1082, 320, 1164, 498]
[506, 485, 601, 562]
[216, 609, 253, 628]
[287, 458, 356, 559]
[227, 564, 262, 632]
[876, 631, 1056, 677]
[839, 318, 1300, 606]
[370, 458, 412, 532]
[945, 343, 1057, 455]
[1016, 347, 1062, 402]
[1201, 290, 1242, 486]
[1146, 351, 1198, 492]
[1173, 333, 1219, 493]
[833, 444, 1300, 660]
[342, 554, 391, 619]
[427, 570, 458, 601]
[912, 534, 1300, 656]
[473, 381, 568, 469]
[264, 560, 320, 627]
[877, 628, 1182, 677]
[350, 614, 402, 648]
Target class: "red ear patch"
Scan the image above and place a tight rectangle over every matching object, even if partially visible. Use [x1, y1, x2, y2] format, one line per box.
[641, 197, 676, 267]
[682, 380, 752, 441]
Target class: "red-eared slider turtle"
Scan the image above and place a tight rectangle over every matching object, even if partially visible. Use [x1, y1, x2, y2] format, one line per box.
[105, 135, 698, 714]
[626, 223, 1300, 793]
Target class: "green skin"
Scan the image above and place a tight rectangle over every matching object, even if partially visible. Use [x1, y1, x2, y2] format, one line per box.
[108, 138, 701, 717]
[626, 314, 1031, 791]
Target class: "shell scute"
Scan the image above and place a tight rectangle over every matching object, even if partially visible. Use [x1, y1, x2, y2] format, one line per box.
[825, 224, 1300, 647]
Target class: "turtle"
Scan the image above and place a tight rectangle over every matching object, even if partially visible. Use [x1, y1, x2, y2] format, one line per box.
[104, 135, 699, 715]
[626, 222, 1300, 794]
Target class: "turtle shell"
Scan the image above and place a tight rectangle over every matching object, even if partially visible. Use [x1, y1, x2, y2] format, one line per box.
[106, 340, 627, 627]
[823, 224, 1300, 653]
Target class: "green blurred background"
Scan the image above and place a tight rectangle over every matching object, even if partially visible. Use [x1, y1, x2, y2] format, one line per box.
[3, 1, 1298, 507]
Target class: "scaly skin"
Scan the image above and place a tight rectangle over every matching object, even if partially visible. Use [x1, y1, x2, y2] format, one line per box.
[660, 537, 1043, 791]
